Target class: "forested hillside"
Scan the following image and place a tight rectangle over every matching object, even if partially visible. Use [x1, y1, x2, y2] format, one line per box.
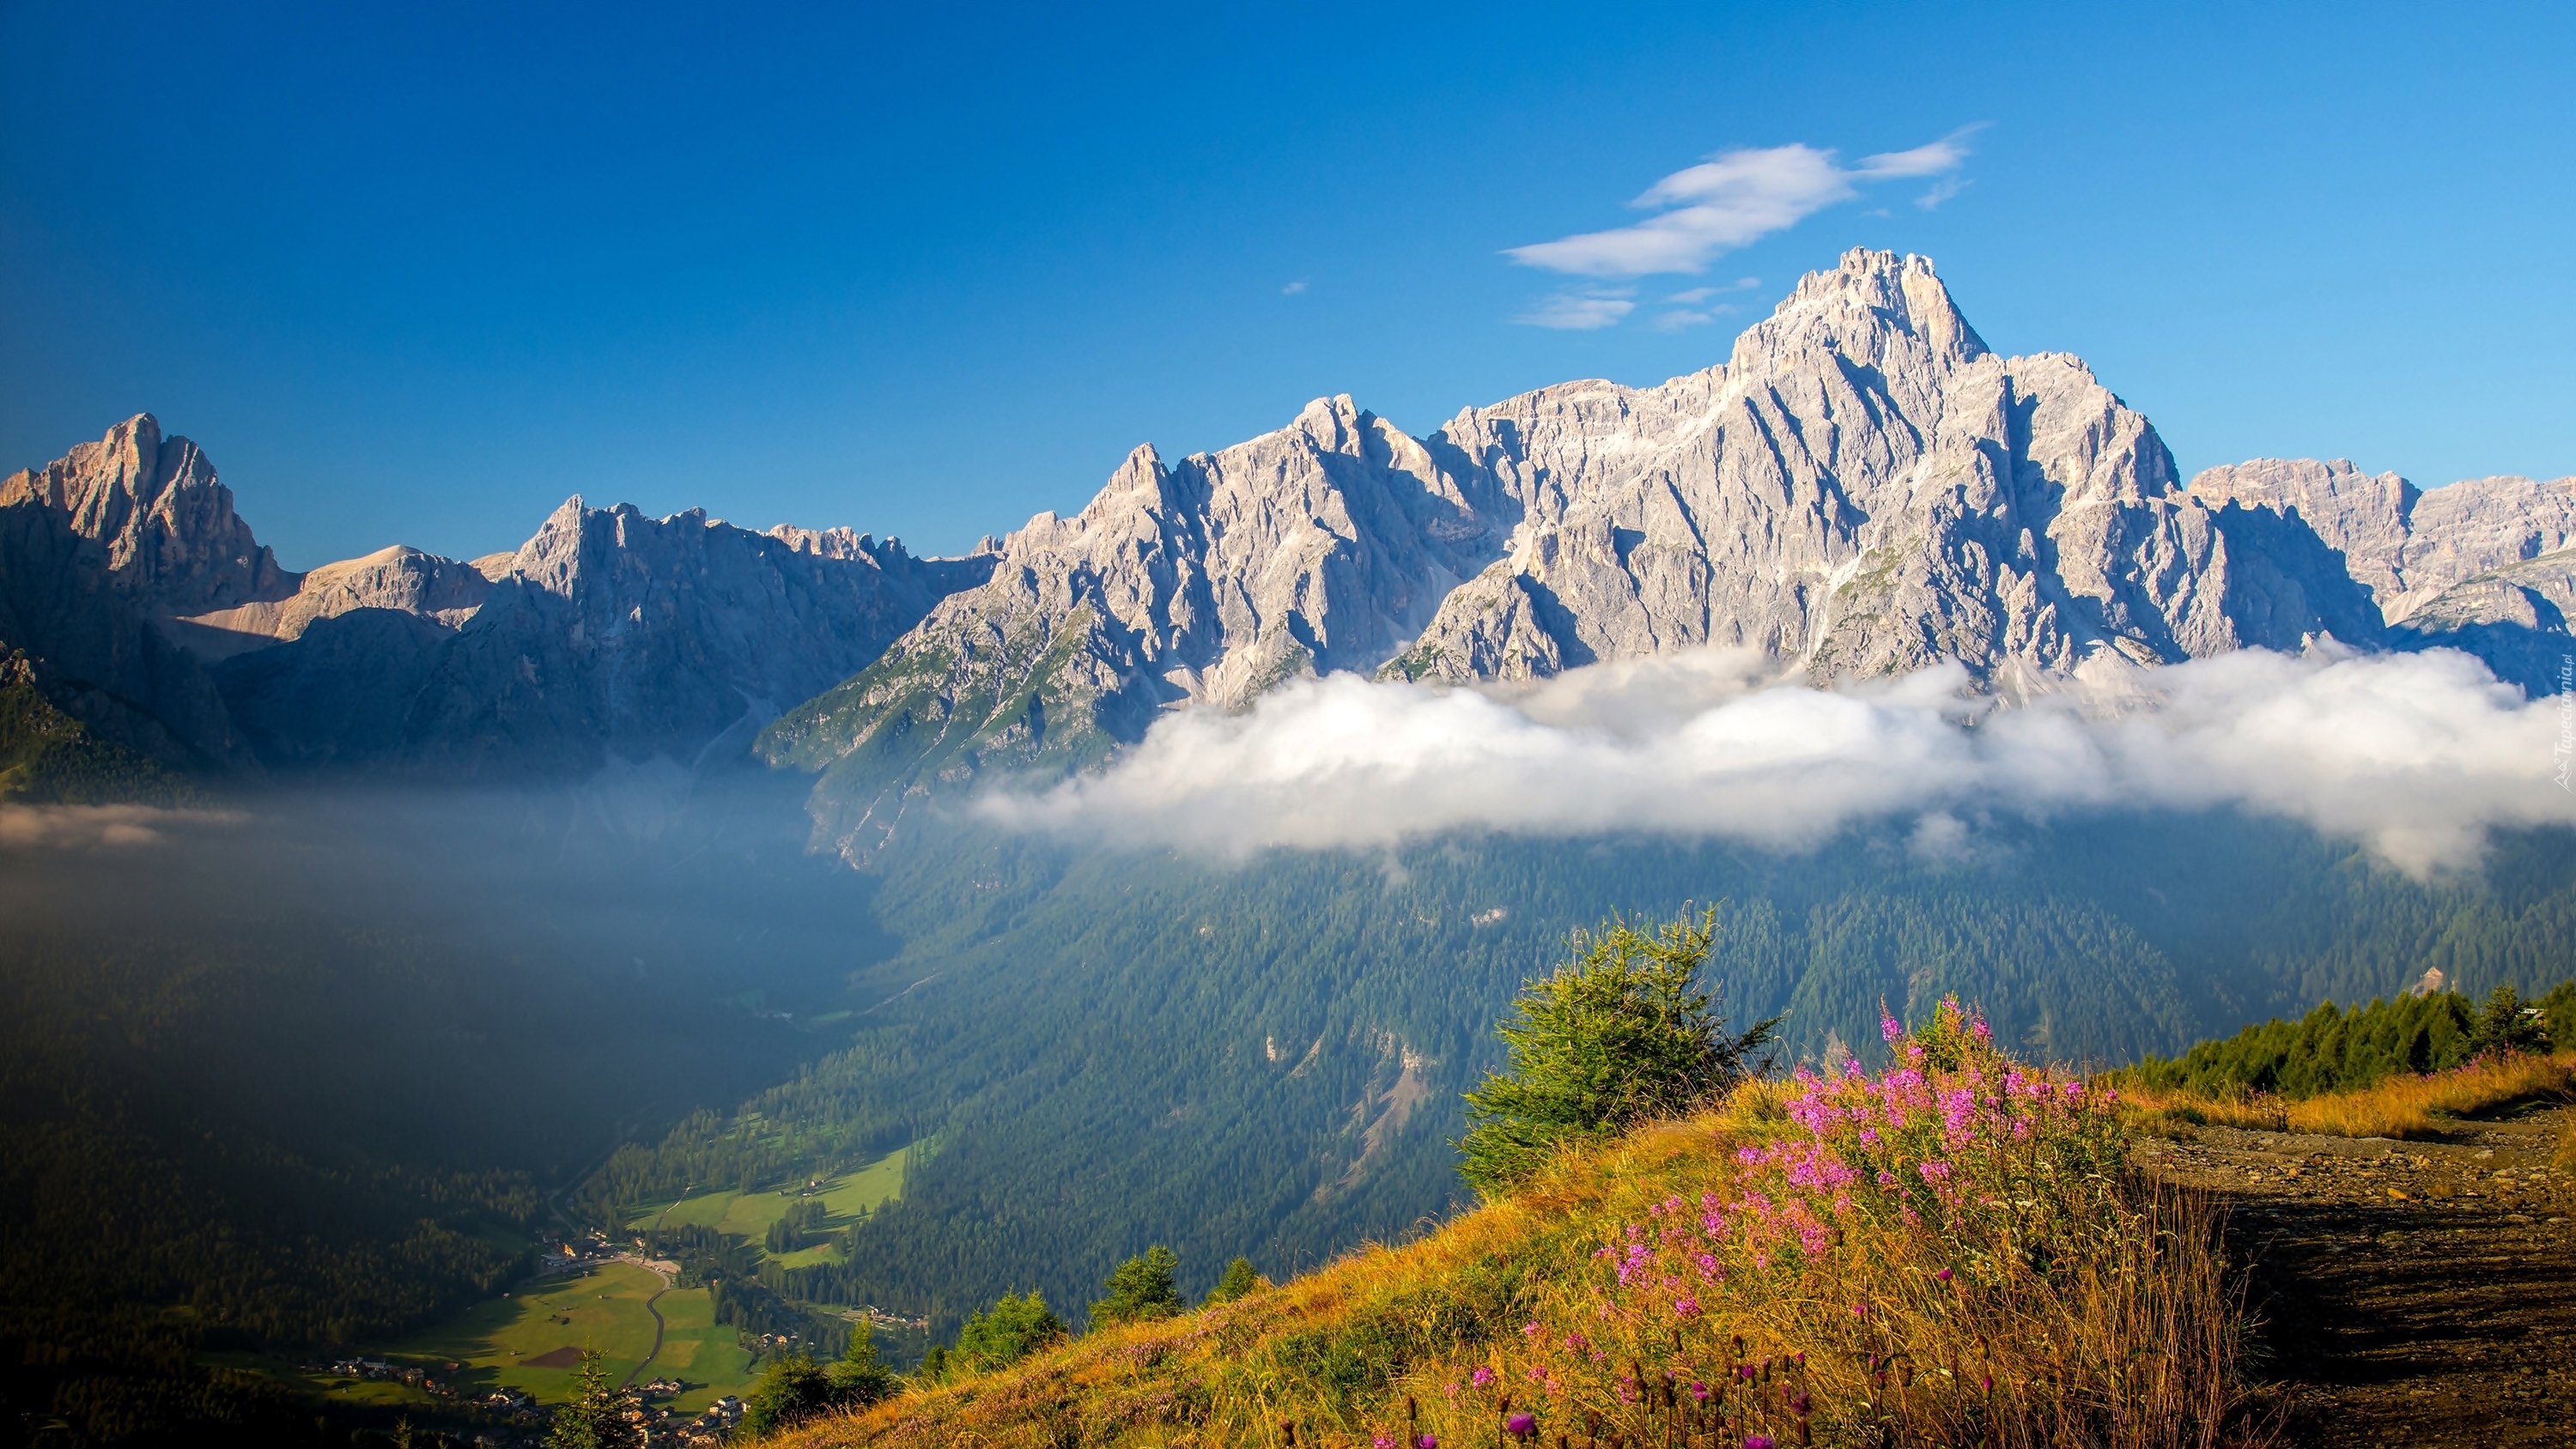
[580, 809, 2576, 1351]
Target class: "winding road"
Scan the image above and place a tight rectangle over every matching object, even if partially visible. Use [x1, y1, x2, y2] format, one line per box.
[615, 1256, 678, 1391]
[615, 1187, 690, 1390]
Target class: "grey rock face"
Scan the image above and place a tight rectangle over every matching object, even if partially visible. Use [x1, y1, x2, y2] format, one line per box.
[1399, 250, 2381, 690]
[223, 498, 993, 778]
[758, 404, 1512, 851]
[0, 500, 256, 770]
[1, 413, 293, 616]
[2189, 459, 2576, 623]
[178, 544, 504, 659]
[2387, 547, 2576, 695]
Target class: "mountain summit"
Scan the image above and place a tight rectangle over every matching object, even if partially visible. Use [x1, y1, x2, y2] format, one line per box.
[759, 250, 2422, 856]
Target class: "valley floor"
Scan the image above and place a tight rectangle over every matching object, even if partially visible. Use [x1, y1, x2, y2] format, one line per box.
[2138, 1101, 2575, 1447]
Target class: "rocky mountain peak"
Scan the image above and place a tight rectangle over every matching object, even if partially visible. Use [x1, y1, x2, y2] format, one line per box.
[1, 412, 291, 615]
[1741, 248, 1990, 375]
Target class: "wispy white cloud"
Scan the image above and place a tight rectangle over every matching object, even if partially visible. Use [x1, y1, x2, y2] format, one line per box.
[1516, 290, 1636, 330]
[978, 646, 2567, 877]
[1664, 277, 1759, 306]
[1281, 279, 1309, 295]
[1650, 307, 1725, 331]
[1915, 177, 1968, 210]
[1506, 130, 1981, 278]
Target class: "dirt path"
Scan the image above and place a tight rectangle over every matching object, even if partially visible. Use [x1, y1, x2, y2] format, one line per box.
[2134, 1097, 2576, 1446]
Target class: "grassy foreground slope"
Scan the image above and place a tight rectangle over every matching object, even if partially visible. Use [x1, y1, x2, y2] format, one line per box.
[776, 1006, 2265, 1449]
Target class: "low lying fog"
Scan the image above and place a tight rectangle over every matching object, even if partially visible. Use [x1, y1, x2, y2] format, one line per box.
[980, 646, 2573, 876]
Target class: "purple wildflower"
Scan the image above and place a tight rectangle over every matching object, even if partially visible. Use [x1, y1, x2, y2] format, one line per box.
[1471, 1366, 1494, 1389]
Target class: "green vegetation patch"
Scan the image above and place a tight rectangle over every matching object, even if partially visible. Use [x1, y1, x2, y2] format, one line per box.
[626, 1142, 909, 1264]
[2118, 980, 2576, 1099]
[0, 651, 200, 805]
[371, 1262, 754, 1411]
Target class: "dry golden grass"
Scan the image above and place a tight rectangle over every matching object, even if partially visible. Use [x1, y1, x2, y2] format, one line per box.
[2119, 1052, 2574, 1141]
[774, 1043, 2270, 1449]
[2556, 1113, 2576, 1173]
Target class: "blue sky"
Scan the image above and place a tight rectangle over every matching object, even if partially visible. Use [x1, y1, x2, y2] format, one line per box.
[3, 1, 2571, 568]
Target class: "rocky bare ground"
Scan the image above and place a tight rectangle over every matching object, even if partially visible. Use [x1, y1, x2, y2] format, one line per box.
[2136, 1101, 2576, 1446]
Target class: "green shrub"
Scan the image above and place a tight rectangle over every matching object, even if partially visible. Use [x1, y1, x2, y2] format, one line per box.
[922, 1289, 1067, 1381]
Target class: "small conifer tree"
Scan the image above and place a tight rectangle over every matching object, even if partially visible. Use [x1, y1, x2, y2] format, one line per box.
[1203, 1255, 1261, 1306]
[828, 1323, 898, 1408]
[544, 1349, 638, 1449]
[742, 1350, 832, 1436]
[1090, 1246, 1182, 1326]
[2472, 984, 2551, 1056]
[1458, 908, 1774, 1191]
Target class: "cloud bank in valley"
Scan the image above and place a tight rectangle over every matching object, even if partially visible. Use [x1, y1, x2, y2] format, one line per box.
[977, 648, 2572, 876]
[0, 803, 244, 851]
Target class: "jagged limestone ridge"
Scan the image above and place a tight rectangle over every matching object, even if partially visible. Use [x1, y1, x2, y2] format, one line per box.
[760, 602, 1145, 859]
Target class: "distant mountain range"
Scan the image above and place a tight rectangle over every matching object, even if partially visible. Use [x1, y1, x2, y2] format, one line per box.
[5, 249, 2570, 813]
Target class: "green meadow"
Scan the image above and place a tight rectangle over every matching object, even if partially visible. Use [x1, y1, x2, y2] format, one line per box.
[628, 1142, 909, 1267]
[356, 1261, 757, 1413]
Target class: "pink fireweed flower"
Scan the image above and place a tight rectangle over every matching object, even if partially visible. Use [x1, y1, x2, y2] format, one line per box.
[1471, 1366, 1494, 1388]
[1935, 1267, 1954, 1282]
[1851, 1300, 1870, 1319]
[1418, 1437, 1439, 1449]
[1689, 1382, 1710, 1403]
[1695, 1252, 1720, 1279]
[1917, 1160, 1953, 1183]
[1880, 1016, 1902, 1042]
[1375, 1438, 1398, 1449]
[1522, 1320, 1540, 1338]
